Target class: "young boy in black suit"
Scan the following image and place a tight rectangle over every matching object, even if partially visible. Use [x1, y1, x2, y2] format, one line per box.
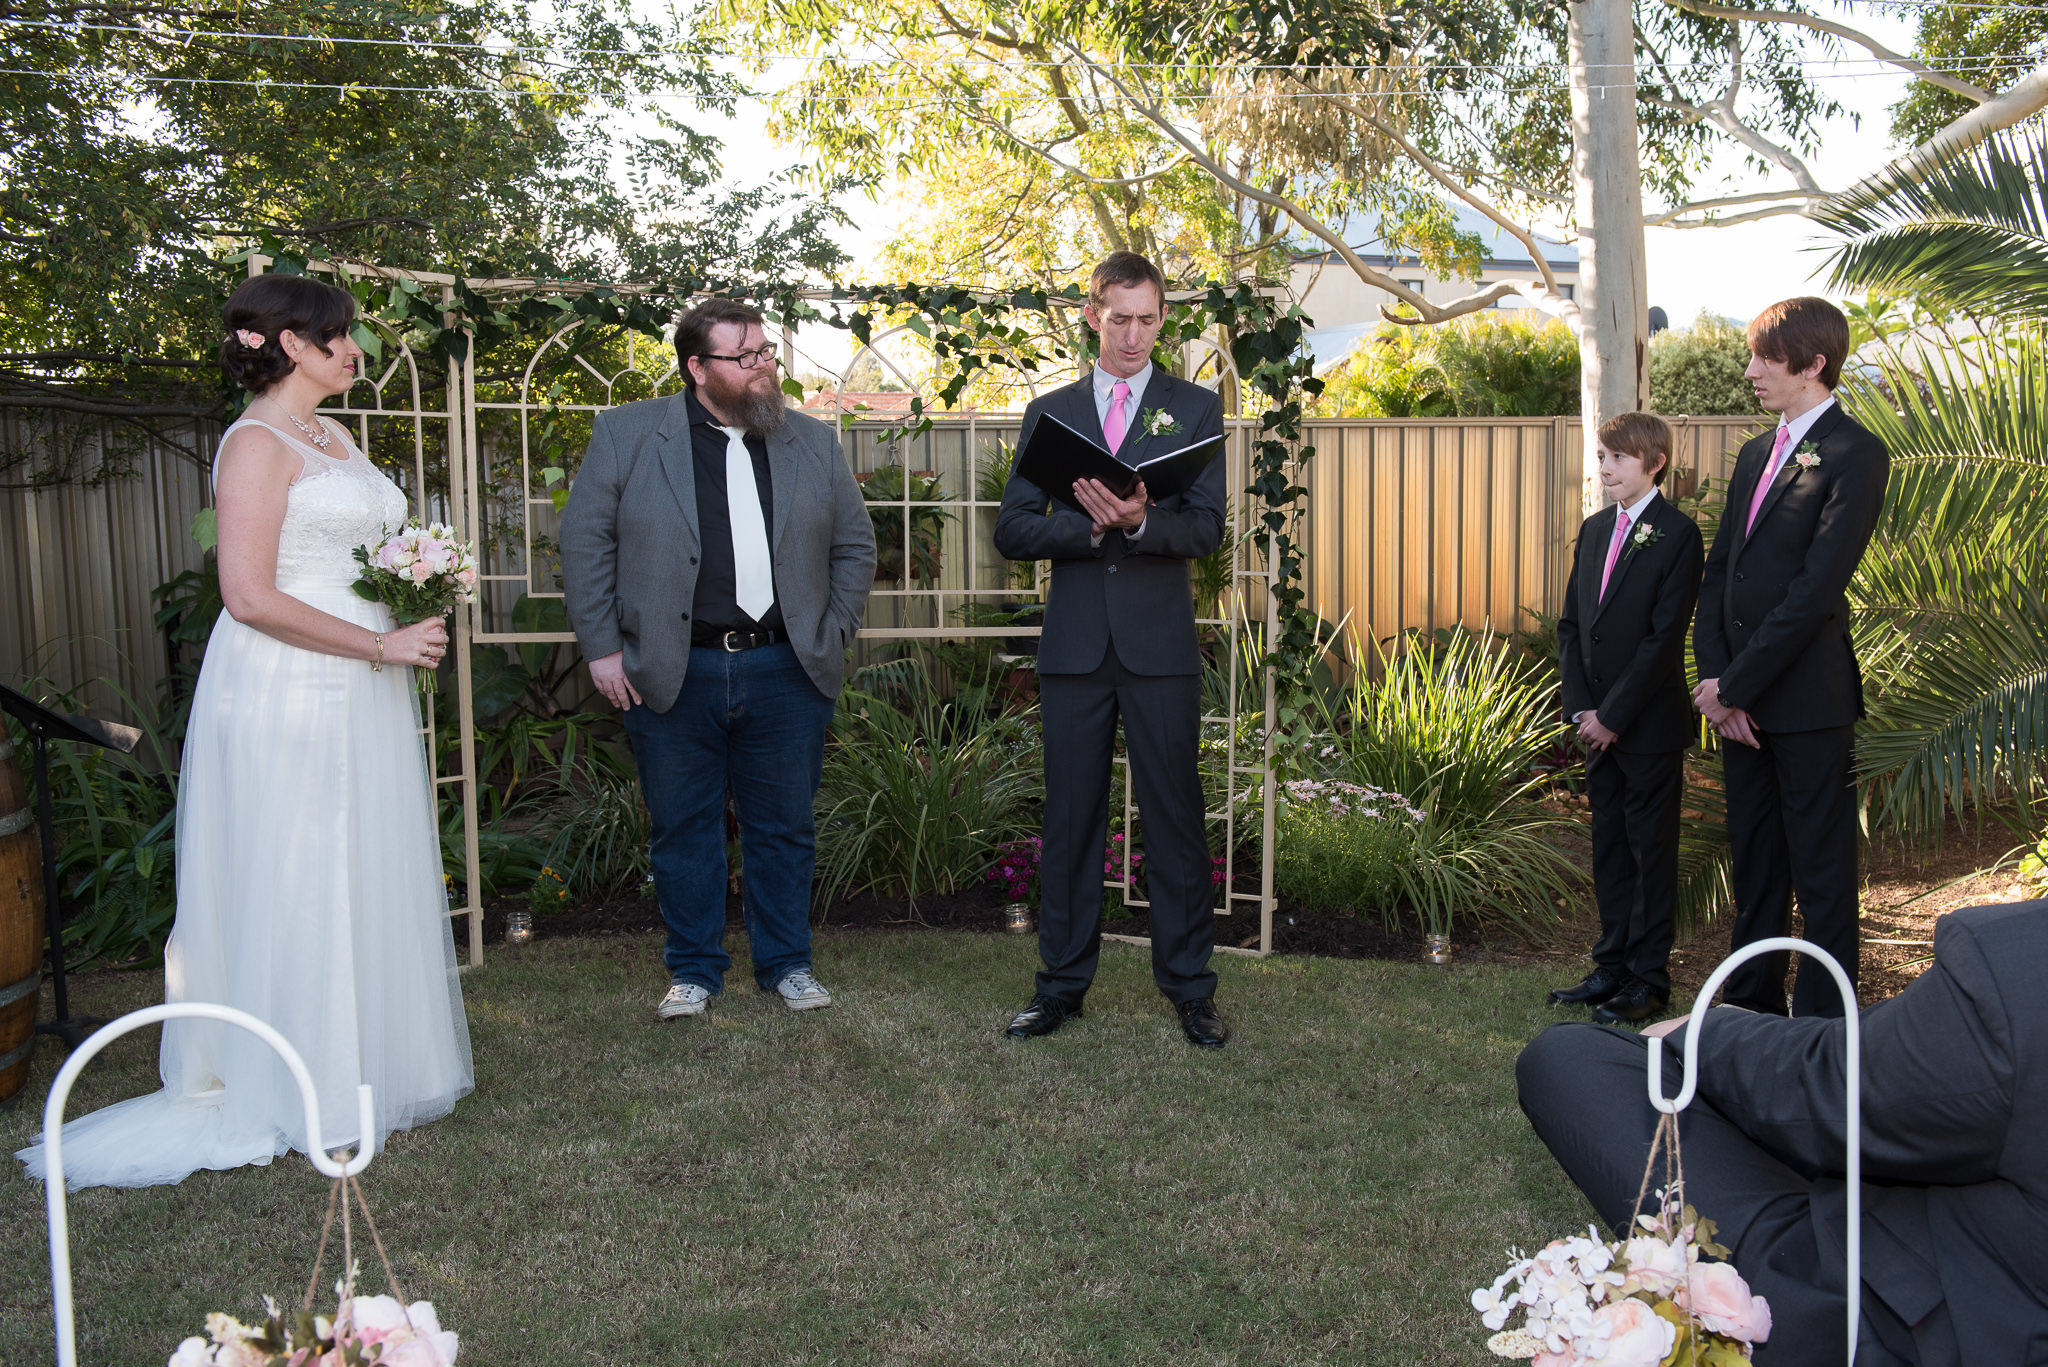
[1551, 413, 1705, 1024]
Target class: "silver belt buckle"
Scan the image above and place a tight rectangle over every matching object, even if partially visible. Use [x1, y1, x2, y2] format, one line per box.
[722, 631, 746, 652]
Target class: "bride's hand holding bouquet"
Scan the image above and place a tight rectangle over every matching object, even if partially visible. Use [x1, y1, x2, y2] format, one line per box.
[351, 521, 479, 692]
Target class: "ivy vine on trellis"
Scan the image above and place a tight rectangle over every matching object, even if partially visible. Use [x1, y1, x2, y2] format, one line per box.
[244, 246, 1324, 762]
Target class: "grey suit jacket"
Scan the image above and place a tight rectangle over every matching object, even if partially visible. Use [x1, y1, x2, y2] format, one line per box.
[992, 370, 1226, 676]
[558, 394, 876, 711]
[1677, 900, 2048, 1365]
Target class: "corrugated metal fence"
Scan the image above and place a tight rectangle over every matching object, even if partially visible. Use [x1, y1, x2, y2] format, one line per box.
[3, 410, 1765, 721]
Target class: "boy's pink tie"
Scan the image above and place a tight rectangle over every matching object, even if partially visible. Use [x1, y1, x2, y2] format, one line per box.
[1745, 425, 1794, 535]
[1599, 510, 1631, 601]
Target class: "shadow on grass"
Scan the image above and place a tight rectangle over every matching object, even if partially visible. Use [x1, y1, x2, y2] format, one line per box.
[2, 932, 1594, 1366]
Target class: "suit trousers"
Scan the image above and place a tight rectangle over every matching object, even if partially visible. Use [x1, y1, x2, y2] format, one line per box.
[1036, 652, 1215, 1005]
[1586, 746, 1684, 994]
[1517, 1023, 1948, 1366]
[1722, 724, 1861, 1017]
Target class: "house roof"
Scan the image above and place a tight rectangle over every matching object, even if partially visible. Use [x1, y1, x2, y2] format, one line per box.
[1296, 202, 1579, 271]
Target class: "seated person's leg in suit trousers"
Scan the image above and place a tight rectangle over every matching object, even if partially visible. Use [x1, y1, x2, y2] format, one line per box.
[1516, 1023, 1935, 1365]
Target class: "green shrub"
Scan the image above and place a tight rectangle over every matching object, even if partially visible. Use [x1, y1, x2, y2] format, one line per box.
[1308, 313, 1581, 418]
[1275, 781, 1421, 917]
[1324, 628, 1565, 829]
[813, 663, 1042, 905]
[1648, 313, 1762, 417]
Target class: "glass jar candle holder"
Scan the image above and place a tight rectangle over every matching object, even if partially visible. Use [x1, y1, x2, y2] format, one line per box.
[1423, 932, 1452, 965]
[504, 908, 535, 947]
[1003, 902, 1034, 935]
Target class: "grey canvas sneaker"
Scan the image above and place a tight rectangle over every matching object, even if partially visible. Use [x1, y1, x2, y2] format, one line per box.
[771, 969, 833, 1011]
[656, 982, 711, 1021]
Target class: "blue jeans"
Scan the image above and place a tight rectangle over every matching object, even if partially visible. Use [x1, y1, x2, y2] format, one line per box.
[622, 642, 835, 992]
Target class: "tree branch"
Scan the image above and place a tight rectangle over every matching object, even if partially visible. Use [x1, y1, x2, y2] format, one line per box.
[1668, 0, 1993, 104]
[1910, 63, 2048, 159]
[0, 393, 218, 419]
[1645, 188, 1821, 225]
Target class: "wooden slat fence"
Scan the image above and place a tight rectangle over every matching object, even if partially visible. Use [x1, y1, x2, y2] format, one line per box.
[2, 410, 1766, 723]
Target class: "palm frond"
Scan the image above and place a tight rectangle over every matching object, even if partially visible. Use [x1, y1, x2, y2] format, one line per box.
[1819, 126, 2048, 320]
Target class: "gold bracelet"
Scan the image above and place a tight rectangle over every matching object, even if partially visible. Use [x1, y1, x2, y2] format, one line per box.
[371, 633, 385, 673]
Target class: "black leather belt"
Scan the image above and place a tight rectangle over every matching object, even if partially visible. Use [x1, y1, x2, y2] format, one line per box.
[694, 627, 782, 651]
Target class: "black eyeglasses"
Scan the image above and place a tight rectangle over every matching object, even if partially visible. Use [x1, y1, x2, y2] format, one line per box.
[699, 344, 780, 370]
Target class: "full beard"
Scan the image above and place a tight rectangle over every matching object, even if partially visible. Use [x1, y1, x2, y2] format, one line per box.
[702, 370, 789, 437]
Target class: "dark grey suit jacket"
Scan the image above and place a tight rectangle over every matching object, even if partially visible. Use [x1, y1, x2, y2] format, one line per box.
[1694, 402, 1889, 732]
[557, 394, 876, 712]
[992, 370, 1226, 676]
[1557, 494, 1704, 753]
[1676, 900, 2048, 1365]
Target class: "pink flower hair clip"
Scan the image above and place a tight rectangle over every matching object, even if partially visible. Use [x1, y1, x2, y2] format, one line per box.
[235, 329, 266, 350]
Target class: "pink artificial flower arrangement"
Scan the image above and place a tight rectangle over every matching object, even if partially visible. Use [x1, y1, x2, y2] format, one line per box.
[168, 1289, 458, 1366]
[1473, 1191, 1771, 1365]
[351, 520, 479, 694]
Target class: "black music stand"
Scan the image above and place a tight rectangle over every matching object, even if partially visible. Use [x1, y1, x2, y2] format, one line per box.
[0, 684, 144, 1050]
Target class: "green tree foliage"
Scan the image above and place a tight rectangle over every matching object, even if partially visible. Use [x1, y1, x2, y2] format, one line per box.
[1817, 125, 2048, 832]
[1889, 3, 2048, 148]
[1, 0, 845, 424]
[1647, 313, 1761, 417]
[1306, 312, 1579, 417]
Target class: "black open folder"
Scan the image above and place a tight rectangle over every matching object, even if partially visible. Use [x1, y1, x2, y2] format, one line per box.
[1013, 413, 1225, 515]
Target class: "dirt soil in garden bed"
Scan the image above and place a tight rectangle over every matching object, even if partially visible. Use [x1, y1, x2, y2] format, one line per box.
[480, 806, 2040, 1009]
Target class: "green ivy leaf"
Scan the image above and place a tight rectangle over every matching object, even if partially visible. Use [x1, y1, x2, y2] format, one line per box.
[188, 508, 217, 553]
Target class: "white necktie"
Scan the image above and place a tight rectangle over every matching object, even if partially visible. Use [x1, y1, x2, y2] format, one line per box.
[716, 425, 775, 621]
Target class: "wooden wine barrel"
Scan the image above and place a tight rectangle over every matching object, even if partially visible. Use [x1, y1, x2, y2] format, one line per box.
[0, 733, 43, 1106]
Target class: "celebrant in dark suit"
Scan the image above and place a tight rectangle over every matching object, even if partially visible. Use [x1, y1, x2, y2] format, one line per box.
[1551, 412, 1704, 1024]
[1692, 297, 1889, 1018]
[993, 251, 1230, 1048]
[1519, 899, 2048, 1365]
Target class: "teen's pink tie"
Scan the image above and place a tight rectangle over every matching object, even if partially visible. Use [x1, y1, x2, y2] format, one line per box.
[1599, 509, 1630, 601]
[1745, 424, 1794, 535]
[1104, 379, 1131, 454]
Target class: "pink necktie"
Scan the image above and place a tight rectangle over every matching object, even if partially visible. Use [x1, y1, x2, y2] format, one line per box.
[1745, 425, 1793, 535]
[1104, 379, 1131, 454]
[1599, 509, 1630, 601]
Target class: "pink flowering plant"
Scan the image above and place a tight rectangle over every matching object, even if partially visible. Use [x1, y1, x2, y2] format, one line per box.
[985, 835, 1228, 907]
[1472, 1190, 1771, 1365]
[351, 520, 479, 694]
[167, 1285, 458, 1366]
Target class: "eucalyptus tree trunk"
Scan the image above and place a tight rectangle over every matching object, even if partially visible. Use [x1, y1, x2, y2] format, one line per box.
[1568, 0, 1650, 515]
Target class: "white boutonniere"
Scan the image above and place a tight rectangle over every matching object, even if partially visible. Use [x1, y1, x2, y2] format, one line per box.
[1622, 520, 1664, 560]
[1143, 409, 1181, 438]
[1792, 440, 1821, 469]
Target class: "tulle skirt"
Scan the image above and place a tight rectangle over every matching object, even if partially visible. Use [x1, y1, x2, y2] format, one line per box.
[17, 579, 473, 1189]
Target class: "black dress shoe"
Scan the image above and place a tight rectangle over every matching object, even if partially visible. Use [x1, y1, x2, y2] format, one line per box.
[1594, 979, 1671, 1025]
[1175, 997, 1229, 1049]
[1548, 966, 1625, 1007]
[1005, 993, 1082, 1038]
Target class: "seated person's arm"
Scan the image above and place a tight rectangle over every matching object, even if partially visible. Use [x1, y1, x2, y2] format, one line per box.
[1680, 931, 2012, 1183]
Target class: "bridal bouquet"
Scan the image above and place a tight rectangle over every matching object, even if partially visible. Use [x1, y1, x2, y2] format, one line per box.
[352, 521, 479, 694]
[1472, 1191, 1770, 1365]
[168, 1290, 458, 1366]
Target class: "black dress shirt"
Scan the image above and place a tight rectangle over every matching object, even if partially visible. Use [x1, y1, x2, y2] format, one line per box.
[685, 388, 784, 638]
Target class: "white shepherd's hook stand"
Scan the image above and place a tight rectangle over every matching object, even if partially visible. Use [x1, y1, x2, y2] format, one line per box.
[39, 1003, 377, 1367]
[1647, 937, 1860, 1365]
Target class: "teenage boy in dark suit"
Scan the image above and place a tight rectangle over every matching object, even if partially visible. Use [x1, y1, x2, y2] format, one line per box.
[1552, 412, 1705, 1024]
[1693, 297, 1889, 1019]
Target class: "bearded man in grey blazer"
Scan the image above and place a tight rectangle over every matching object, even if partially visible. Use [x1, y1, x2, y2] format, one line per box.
[994, 252, 1231, 1049]
[559, 298, 875, 1022]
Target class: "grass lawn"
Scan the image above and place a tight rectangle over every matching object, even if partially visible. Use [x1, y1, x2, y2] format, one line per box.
[2, 930, 1593, 1365]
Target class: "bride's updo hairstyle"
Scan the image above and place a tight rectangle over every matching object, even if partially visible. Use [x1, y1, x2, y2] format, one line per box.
[219, 273, 357, 393]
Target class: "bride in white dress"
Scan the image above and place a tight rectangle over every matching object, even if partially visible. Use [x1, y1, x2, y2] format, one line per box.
[18, 273, 473, 1189]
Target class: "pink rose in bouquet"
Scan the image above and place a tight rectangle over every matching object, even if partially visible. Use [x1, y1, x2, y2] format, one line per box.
[1676, 1260, 1773, 1344]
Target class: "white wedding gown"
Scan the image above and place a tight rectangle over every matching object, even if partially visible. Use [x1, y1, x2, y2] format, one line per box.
[17, 418, 473, 1189]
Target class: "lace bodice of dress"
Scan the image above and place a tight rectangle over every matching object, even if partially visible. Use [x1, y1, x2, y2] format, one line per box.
[218, 418, 410, 589]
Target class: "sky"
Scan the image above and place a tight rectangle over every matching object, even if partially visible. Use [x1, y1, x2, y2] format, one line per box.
[685, 9, 1929, 371]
